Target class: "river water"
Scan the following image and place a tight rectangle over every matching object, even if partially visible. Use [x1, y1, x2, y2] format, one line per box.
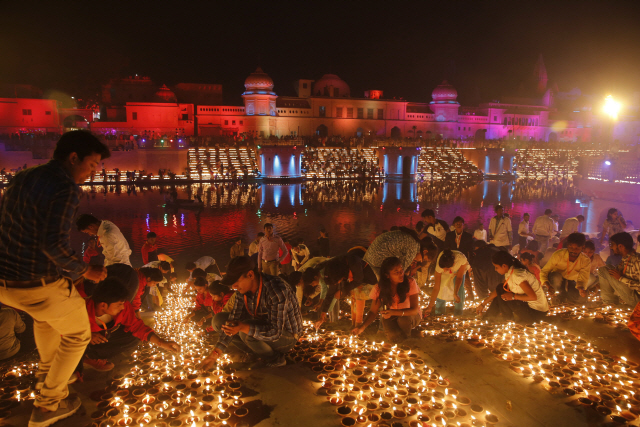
[67, 178, 584, 272]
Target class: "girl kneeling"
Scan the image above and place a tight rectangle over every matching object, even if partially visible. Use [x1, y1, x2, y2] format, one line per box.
[477, 251, 549, 323]
[352, 257, 421, 342]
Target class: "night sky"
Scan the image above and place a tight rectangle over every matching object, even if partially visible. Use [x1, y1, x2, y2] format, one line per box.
[2, 1, 640, 106]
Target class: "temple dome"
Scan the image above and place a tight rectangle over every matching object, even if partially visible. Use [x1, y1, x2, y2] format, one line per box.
[244, 67, 274, 91]
[154, 84, 177, 102]
[431, 81, 458, 103]
[313, 74, 350, 97]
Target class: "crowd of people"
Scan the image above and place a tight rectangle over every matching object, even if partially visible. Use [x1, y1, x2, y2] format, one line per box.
[1, 130, 640, 427]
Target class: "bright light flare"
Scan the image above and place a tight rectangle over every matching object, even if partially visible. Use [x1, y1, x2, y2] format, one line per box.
[603, 95, 621, 120]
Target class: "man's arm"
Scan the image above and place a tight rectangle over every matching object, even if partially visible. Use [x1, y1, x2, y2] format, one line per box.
[257, 241, 263, 269]
[276, 238, 288, 263]
[214, 293, 243, 352]
[576, 258, 591, 290]
[13, 310, 26, 334]
[42, 187, 87, 275]
[488, 219, 495, 240]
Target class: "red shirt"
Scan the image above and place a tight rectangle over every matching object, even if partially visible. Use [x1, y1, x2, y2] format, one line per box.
[131, 269, 148, 311]
[141, 242, 159, 265]
[193, 291, 213, 312]
[211, 292, 233, 314]
[85, 298, 153, 341]
[83, 247, 99, 264]
[279, 243, 292, 265]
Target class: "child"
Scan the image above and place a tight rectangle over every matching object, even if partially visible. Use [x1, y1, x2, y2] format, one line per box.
[353, 257, 421, 342]
[141, 232, 159, 265]
[183, 277, 214, 326]
[425, 249, 470, 316]
[83, 238, 100, 264]
[208, 281, 234, 316]
[520, 252, 541, 282]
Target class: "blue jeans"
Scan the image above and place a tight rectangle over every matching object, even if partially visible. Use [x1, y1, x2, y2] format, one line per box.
[434, 275, 466, 316]
[212, 312, 297, 359]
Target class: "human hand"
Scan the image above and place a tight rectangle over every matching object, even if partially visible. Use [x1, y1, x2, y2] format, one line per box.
[314, 312, 327, 330]
[84, 266, 107, 282]
[91, 332, 108, 345]
[352, 326, 363, 336]
[475, 303, 485, 315]
[196, 318, 204, 327]
[501, 292, 514, 301]
[578, 288, 587, 298]
[608, 268, 622, 280]
[304, 299, 313, 307]
[380, 310, 393, 319]
[200, 350, 221, 371]
[454, 295, 461, 303]
[423, 304, 434, 318]
[159, 340, 181, 353]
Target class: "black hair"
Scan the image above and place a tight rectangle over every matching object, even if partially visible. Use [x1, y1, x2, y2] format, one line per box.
[302, 267, 320, 286]
[438, 249, 456, 269]
[147, 232, 157, 238]
[577, 215, 585, 221]
[607, 208, 618, 221]
[415, 221, 425, 233]
[566, 232, 586, 247]
[139, 267, 163, 282]
[264, 223, 273, 229]
[192, 268, 206, 279]
[194, 276, 208, 288]
[453, 216, 465, 224]
[257, 232, 265, 238]
[208, 281, 229, 296]
[378, 257, 410, 307]
[494, 204, 504, 212]
[75, 214, 100, 231]
[520, 252, 535, 263]
[492, 251, 527, 270]
[53, 130, 110, 162]
[303, 283, 317, 297]
[390, 225, 399, 231]
[473, 240, 487, 250]
[92, 278, 129, 305]
[158, 261, 170, 271]
[584, 240, 596, 251]
[185, 262, 196, 270]
[544, 208, 553, 215]
[287, 271, 303, 287]
[525, 240, 540, 251]
[611, 232, 634, 252]
[321, 255, 350, 287]
[421, 238, 438, 262]
[523, 212, 530, 218]
[169, 272, 178, 279]
[422, 209, 435, 218]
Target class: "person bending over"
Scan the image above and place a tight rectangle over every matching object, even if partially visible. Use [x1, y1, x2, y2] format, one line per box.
[425, 249, 470, 316]
[131, 267, 164, 311]
[76, 214, 132, 267]
[83, 279, 180, 372]
[352, 257, 421, 342]
[476, 251, 549, 323]
[201, 256, 302, 370]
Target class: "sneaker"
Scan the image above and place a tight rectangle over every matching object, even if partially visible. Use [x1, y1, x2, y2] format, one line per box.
[28, 395, 82, 427]
[265, 353, 287, 368]
[35, 372, 80, 391]
[83, 357, 114, 372]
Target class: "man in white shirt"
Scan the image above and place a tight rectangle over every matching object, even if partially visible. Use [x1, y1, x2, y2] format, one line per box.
[518, 213, 533, 250]
[559, 215, 585, 242]
[422, 209, 447, 249]
[488, 205, 512, 250]
[185, 256, 216, 279]
[532, 209, 555, 253]
[248, 232, 264, 257]
[76, 215, 132, 266]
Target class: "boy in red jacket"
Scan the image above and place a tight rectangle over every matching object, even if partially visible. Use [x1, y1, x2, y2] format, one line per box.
[83, 278, 180, 372]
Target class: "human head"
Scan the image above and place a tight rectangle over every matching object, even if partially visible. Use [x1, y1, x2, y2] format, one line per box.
[208, 281, 229, 301]
[168, 272, 178, 283]
[491, 250, 522, 275]
[92, 278, 129, 317]
[185, 262, 197, 272]
[544, 209, 553, 216]
[525, 240, 540, 252]
[420, 238, 438, 265]
[191, 268, 206, 280]
[438, 249, 456, 269]
[139, 267, 164, 287]
[583, 240, 596, 258]
[494, 205, 504, 217]
[193, 276, 208, 292]
[452, 216, 465, 232]
[476, 221, 484, 230]
[610, 232, 634, 255]
[415, 221, 425, 234]
[322, 256, 350, 287]
[576, 215, 585, 223]
[264, 223, 274, 237]
[221, 255, 260, 294]
[607, 208, 618, 221]
[157, 261, 171, 274]
[287, 271, 303, 288]
[146, 232, 157, 245]
[523, 213, 530, 222]
[294, 237, 305, 249]
[520, 252, 535, 266]
[76, 214, 101, 235]
[381, 257, 404, 285]
[566, 233, 586, 260]
[256, 232, 265, 241]
[421, 209, 436, 224]
[302, 268, 321, 291]
[53, 131, 110, 184]
[235, 237, 243, 245]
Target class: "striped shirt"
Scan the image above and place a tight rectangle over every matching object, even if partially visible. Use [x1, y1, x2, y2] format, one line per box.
[618, 252, 640, 291]
[0, 161, 87, 280]
[215, 273, 302, 352]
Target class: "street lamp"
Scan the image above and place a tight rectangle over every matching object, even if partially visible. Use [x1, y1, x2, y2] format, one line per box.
[602, 95, 621, 121]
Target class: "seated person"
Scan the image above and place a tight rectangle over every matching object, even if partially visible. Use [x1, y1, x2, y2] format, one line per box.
[201, 256, 302, 370]
[520, 252, 541, 282]
[540, 233, 591, 303]
[583, 240, 605, 291]
[598, 232, 640, 306]
[83, 279, 180, 372]
[477, 251, 549, 323]
[0, 305, 26, 360]
[352, 257, 421, 342]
